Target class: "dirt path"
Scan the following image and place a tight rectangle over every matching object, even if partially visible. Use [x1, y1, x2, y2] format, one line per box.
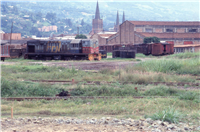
[29, 60, 139, 70]
[2, 123, 131, 132]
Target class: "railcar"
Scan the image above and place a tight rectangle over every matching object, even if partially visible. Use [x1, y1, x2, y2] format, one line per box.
[0, 40, 10, 61]
[24, 39, 101, 61]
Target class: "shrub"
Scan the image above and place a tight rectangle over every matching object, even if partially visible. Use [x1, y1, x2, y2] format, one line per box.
[179, 92, 197, 100]
[147, 107, 181, 123]
[144, 86, 178, 96]
[1, 78, 61, 97]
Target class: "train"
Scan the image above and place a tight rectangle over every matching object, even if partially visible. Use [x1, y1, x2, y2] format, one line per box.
[107, 42, 174, 58]
[24, 39, 101, 61]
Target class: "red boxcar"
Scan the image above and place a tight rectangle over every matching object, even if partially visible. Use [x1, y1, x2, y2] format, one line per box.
[151, 43, 163, 55]
[1, 44, 10, 61]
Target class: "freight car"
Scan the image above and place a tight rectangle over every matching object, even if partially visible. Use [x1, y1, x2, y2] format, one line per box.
[24, 39, 101, 61]
[112, 46, 136, 58]
[111, 42, 174, 58]
[1, 43, 10, 61]
[134, 42, 174, 56]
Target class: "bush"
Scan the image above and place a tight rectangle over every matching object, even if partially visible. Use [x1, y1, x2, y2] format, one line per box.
[179, 92, 197, 100]
[1, 78, 61, 97]
[144, 86, 178, 96]
[147, 107, 181, 123]
[70, 86, 140, 96]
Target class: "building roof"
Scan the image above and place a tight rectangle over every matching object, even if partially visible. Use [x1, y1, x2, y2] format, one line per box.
[0, 40, 9, 45]
[137, 33, 200, 39]
[174, 44, 200, 48]
[129, 21, 200, 26]
[70, 39, 81, 43]
[98, 34, 114, 38]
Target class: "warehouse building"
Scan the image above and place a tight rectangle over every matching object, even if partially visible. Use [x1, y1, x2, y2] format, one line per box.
[106, 21, 200, 45]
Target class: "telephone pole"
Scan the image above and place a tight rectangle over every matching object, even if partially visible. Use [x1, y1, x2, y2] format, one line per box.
[10, 22, 13, 44]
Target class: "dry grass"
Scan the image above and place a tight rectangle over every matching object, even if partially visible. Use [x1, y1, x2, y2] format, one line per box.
[1, 98, 199, 124]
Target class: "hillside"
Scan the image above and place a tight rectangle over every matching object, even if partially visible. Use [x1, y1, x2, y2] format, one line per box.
[1, 1, 199, 37]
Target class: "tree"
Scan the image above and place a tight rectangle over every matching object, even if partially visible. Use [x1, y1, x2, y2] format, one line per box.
[75, 34, 87, 39]
[36, 12, 43, 21]
[30, 27, 39, 35]
[46, 12, 57, 24]
[143, 37, 160, 44]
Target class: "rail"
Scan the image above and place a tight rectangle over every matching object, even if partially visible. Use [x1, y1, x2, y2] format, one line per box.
[28, 80, 200, 86]
[1, 96, 176, 101]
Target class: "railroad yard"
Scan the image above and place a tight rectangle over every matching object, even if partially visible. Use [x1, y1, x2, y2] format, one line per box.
[1, 52, 200, 132]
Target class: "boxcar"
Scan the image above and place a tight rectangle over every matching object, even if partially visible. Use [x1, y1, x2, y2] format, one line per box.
[0, 40, 10, 61]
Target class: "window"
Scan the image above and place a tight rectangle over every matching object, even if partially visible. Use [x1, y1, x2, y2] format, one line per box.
[166, 29, 173, 32]
[188, 29, 197, 33]
[145, 28, 153, 32]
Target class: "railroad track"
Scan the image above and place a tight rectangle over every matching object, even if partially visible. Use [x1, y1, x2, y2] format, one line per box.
[28, 80, 200, 86]
[1, 96, 175, 101]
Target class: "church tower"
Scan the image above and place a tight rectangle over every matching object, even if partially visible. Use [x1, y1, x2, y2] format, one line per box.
[122, 11, 125, 23]
[114, 11, 119, 32]
[90, 1, 103, 35]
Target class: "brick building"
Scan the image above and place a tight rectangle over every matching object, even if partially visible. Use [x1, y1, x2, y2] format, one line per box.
[1, 33, 21, 40]
[90, 32, 117, 45]
[174, 44, 200, 53]
[89, 1, 103, 35]
[106, 21, 200, 45]
[38, 25, 57, 32]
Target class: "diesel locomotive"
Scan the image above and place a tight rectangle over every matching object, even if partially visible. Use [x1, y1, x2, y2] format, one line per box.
[24, 39, 101, 61]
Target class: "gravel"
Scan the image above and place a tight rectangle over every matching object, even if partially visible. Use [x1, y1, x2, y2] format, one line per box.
[1, 117, 199, 132]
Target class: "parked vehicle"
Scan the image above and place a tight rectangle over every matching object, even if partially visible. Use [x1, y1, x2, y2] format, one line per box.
[24, 39, 101, 61]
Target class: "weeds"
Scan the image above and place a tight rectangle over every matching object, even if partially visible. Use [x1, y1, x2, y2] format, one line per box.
[179, 92, 197, 100]
[1, 78, 62, 97]
[166, 51, 200, 59]
[147, 106, 181, 123]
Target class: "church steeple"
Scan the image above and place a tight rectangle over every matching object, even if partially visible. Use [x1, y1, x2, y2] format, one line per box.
[122, 11, 125, 23]
[116, 11, 119, 26]
[90, 1, 103, 35]
[95, 1, 100, 19]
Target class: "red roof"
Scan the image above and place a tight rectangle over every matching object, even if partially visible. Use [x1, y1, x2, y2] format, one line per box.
[137, 33, 200, 39]
[99, 34, 114, 38]
[129, 21, 200, 26]
[174, 44, 200, 48]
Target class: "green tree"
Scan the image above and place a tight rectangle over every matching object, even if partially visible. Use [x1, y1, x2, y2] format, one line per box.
[75, 34, 87, 39]
[143, 37, 160, 44]
[36, 12, 43, 21]
[30, 27, 39, 35]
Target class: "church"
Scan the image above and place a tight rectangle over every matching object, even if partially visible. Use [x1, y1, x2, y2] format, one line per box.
[90, 1, 200, 51]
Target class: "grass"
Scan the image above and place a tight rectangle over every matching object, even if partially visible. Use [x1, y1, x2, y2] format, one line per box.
[1, 77, 62, 97]
[1, 52, 199, 125]
[1, 98, 199, 125]
[134, 58, 200, 75]
[166, 51, 200, 59]
[146, 107, 181, 123]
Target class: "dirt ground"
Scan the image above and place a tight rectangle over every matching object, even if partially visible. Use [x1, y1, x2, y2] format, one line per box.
[29, 60, 140, 70]
[2, 123, 133, 132]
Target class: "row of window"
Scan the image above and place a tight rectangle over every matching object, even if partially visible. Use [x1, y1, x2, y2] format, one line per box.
[145, 28, 198, 33]
[174, 48, 194, 53]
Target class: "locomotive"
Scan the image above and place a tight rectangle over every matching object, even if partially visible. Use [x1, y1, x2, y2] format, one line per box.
[24, 39, 101, 61]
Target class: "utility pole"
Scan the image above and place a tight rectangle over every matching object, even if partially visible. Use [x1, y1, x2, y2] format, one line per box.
[77, 26, 79, 35]
[10, 21, 13, 45]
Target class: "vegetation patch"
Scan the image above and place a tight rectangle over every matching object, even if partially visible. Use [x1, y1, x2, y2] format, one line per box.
[166, 51, 200, 59]
[146, 107, 182, 123]
[1, 78, 61, 97]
